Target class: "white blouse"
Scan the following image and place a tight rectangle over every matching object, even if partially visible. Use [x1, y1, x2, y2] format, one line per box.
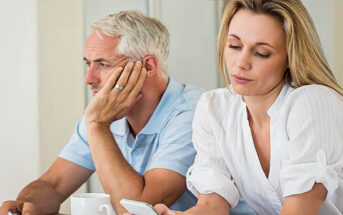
[187, 84, 343, 215]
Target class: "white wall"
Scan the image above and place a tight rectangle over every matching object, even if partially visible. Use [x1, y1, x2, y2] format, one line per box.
[0, 0, 39, 202]
[302, 0, 335, 71]
[334, 0, 343, 86]
[302, 0, 342, 85]
[38, 0, 85, 178]
[38, 0, 86, 213]
[0, 0, 86, 213]
[159, 0, 223, 90]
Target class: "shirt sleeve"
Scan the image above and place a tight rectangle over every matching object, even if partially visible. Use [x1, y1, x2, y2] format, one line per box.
[280, 85, 343, 204]
[146, 109, 197, 176]
[59, 117, 95, 171]
[186, 94, 240, 208]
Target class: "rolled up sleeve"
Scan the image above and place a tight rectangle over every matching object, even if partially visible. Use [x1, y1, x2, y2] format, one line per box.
[280, 86, 343, 206]
[186, 95, 240, 208]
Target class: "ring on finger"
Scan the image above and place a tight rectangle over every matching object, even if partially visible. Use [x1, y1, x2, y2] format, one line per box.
[114, 83, 124, 91]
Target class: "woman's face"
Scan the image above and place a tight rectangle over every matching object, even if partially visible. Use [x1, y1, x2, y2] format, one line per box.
[225, 9, 288, 97]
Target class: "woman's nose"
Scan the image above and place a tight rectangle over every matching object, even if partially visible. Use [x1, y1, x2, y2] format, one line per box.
[236, 50, 251, 70]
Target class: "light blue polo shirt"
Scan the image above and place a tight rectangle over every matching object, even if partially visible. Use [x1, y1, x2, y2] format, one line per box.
[59, 79, 204, 211]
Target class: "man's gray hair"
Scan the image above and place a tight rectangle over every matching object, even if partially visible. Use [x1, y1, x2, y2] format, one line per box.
[91, 10, 170, 74]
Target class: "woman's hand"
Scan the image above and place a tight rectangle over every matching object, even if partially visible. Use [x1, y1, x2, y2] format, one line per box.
[122, 193, 230, 215]
[154, 204, 183, 215]
[122, 204, 183, 215]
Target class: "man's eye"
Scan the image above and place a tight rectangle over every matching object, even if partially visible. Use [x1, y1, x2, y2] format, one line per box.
[98, 63, 111, 68]
[228, 45, 241, 49]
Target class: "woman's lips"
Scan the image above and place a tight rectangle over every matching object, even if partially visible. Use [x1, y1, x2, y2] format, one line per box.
[232, 74, 252, 84]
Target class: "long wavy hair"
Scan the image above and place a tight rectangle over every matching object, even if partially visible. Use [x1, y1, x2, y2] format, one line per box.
[217, 0, 343, 96]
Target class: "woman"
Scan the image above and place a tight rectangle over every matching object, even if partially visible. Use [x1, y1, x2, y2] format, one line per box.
[154, 0, 343, 214]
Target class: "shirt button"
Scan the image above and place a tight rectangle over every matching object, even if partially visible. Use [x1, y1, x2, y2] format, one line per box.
[132, 149, 138, 157]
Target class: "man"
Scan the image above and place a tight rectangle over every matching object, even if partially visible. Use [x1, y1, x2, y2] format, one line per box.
[0, 11, 203, 215]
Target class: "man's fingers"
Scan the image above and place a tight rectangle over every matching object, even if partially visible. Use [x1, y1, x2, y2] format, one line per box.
[102, 66, 124, 93]
[21, 202, 36, 215]
[124, 60, 143, 92]
[114, 61, 137, 93]
[127, 68, 147, 102]
[0, 200, 23, 214]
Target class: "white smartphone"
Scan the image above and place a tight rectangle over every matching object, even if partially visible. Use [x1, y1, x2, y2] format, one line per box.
[120, 199, 159, 215]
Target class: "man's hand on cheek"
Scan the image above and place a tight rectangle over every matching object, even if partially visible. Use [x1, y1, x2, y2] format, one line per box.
[84, 61, 147, 128]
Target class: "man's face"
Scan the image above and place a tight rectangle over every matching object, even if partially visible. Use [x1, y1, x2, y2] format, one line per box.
[84, 32, 128, 96]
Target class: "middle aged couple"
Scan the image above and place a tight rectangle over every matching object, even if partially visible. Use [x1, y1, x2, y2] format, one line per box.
[1, 1, 343, 215]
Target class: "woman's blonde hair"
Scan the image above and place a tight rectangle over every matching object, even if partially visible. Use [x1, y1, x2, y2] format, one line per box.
[217, 0, 343, 96]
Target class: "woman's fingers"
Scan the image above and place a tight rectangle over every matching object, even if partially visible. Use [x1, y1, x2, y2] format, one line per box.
[154, 204, 176, 215]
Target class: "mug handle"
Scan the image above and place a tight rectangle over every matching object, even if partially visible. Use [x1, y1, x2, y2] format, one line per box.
[99, 204, 116, 215]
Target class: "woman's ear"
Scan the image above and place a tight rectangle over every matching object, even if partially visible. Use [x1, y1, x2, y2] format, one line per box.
[142, 55, 158, 77]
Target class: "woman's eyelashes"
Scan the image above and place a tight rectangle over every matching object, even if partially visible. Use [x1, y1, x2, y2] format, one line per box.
[228, 44, 241, 49]
[228, 44, 271, 59]
[254, 51, 270, 58]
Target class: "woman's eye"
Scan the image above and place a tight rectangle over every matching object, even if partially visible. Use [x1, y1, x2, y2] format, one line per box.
[254, 52, 270, 58]
[229, 45, 241, 49]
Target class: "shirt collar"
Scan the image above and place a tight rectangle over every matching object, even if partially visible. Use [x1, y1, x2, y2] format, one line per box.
[237, 84, 292, 119]
[267, 84, 291, 118]
[110, 117, 129, 136]
[110, 78, 184, 136]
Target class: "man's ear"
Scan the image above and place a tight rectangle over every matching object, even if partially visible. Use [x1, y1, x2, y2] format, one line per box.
[142, 55, 158, 77]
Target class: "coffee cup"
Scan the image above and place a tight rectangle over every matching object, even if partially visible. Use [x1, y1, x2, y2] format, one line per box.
[71, 193, 116, 215]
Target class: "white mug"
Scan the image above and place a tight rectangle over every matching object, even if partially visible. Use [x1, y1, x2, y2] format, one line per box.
[71, 193, 116, 215]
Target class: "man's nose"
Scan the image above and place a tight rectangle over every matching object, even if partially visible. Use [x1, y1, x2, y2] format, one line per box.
[84, 66, 100, 85]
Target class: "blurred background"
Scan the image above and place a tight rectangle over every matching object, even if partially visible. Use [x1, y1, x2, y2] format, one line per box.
[0, 0, 342, 213]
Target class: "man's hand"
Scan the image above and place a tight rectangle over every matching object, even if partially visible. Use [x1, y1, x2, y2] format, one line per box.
[85, 61, 147, 128]
[0, 200, 36, 215]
